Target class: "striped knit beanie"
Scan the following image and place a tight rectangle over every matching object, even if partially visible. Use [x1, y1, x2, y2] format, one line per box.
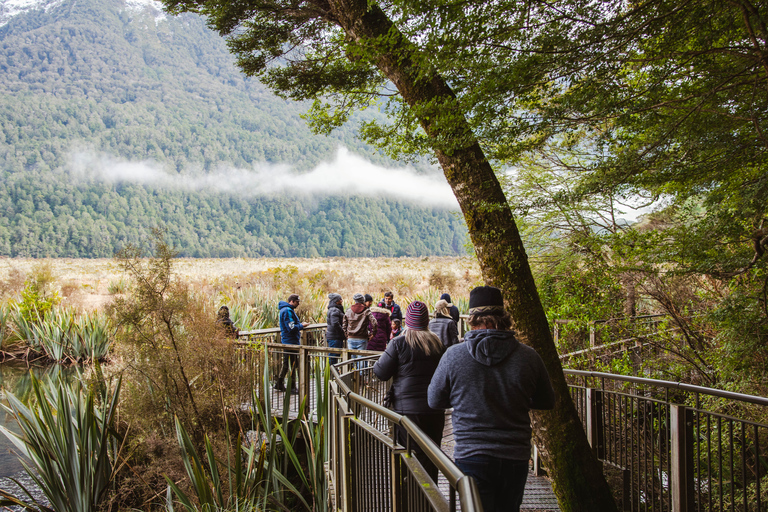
[405, 301, 430, 330]
[468, 286, 505, 316]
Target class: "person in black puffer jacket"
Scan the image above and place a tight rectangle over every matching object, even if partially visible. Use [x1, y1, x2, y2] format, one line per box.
[373, 301, 445, 482]
[429, 299, 458, 348]
[326, 293, 345, 365]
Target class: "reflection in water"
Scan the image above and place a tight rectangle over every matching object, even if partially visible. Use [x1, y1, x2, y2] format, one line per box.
[0, 365, 77, 478]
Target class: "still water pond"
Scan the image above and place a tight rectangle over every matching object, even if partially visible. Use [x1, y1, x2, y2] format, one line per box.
[0, 365, 75, 478]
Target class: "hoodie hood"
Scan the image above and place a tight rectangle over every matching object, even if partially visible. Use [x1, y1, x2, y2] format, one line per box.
[278, 300, 294, 310]
[464, 329, 520, 366]
[350, 303, 366, 314]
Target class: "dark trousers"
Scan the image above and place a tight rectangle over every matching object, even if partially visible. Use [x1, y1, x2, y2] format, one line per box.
[395, 413, 445, 483]
[455, 455, 529, 512]
[327, 339, 343, 366]
[277, 351, 297, 385]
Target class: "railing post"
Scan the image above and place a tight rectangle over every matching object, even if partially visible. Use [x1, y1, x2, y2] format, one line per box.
[391, 449, 403, 511]
[589, 321, 597, 349]
[554, 322, 560, 346]
[299, 345, 308, 403]
[671, 405, 694, 512]
[586, 388, 605, 459]
[341, 345, 350, 364]
[339, 413, 354, 511]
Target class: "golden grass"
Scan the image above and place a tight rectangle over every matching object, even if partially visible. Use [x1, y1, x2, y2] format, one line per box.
[0, 257, 482, 312]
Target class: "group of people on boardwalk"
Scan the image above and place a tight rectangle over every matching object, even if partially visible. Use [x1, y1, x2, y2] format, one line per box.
[324, 290, 459, 355]
[270, 286, 555, 512]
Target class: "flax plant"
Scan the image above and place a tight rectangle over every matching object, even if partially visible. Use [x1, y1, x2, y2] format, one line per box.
[165, 348, 329, 512]
[10, 306, 41, 352]
[31, 309, 75, 362]
[0, 373, 122, 512]
[4, 307, 112, 362]
[72, 312, 112, 361]
[226, 303, 261, 331]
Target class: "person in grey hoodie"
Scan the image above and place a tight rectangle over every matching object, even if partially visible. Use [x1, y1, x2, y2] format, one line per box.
[428, 286, 555, 512]
[326, 293, 345, 365]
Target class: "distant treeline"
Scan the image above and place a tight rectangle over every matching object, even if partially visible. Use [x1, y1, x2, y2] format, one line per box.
[0, 172, 466, 257]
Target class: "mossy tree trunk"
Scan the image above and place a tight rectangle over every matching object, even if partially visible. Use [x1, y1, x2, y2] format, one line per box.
[330, 1, 618, 509]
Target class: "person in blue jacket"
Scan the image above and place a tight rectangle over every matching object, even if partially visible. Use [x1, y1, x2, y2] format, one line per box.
[275, 294, 308, 393]
[381, 291, 403, 323]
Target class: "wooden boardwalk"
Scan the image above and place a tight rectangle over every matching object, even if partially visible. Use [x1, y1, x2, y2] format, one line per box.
[271, 388, 560, 511]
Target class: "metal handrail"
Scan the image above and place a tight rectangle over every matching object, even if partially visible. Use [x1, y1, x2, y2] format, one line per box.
[329, 359, 482, 512]
[331, 364, 467, 488]
[240, 320, 768, 511]
[565, 369, 768, 407]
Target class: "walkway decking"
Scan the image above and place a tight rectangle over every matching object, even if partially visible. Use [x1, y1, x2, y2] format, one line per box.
[271, 388, 560, 511]
[439, 410, 559, 511]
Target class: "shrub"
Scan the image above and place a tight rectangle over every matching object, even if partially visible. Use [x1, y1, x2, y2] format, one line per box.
[427, 269, 457, 291]
[107, 278, 128, 295]
[110, 232, 252, 444]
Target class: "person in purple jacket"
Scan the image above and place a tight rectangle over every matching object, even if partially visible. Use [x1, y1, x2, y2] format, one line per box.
[367, 302, 392, 351]
[428, 286, 555, 512]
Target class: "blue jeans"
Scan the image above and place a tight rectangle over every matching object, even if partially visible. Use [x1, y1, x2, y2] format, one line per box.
[327, 339, 343, 366]
[455, 455, 529, 512]
[348, 338, 367, 369]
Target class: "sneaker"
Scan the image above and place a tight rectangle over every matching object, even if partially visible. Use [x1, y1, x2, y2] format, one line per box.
[290, 386, 298, 394]
[273, 381, 286, 392]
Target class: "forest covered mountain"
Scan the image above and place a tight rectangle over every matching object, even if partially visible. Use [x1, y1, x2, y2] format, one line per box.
[0, 0, 466, 257]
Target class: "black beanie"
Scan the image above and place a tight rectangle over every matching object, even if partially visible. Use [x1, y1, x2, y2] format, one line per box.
[364, 293, 373, 303]
[440, 293, 452, 303]
[468, 286, 505, 316]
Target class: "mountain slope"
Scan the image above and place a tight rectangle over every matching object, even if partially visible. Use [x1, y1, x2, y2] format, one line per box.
[0, 0, 466, 257]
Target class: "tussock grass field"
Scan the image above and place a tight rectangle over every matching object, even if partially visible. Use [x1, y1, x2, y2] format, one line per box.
[0, 257, 482, 312]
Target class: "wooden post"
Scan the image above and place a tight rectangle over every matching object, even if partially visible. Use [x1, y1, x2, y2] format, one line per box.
[671, 405, 694, 512]
[589, 321, 597, 349]
[586, 388, 605, 459]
